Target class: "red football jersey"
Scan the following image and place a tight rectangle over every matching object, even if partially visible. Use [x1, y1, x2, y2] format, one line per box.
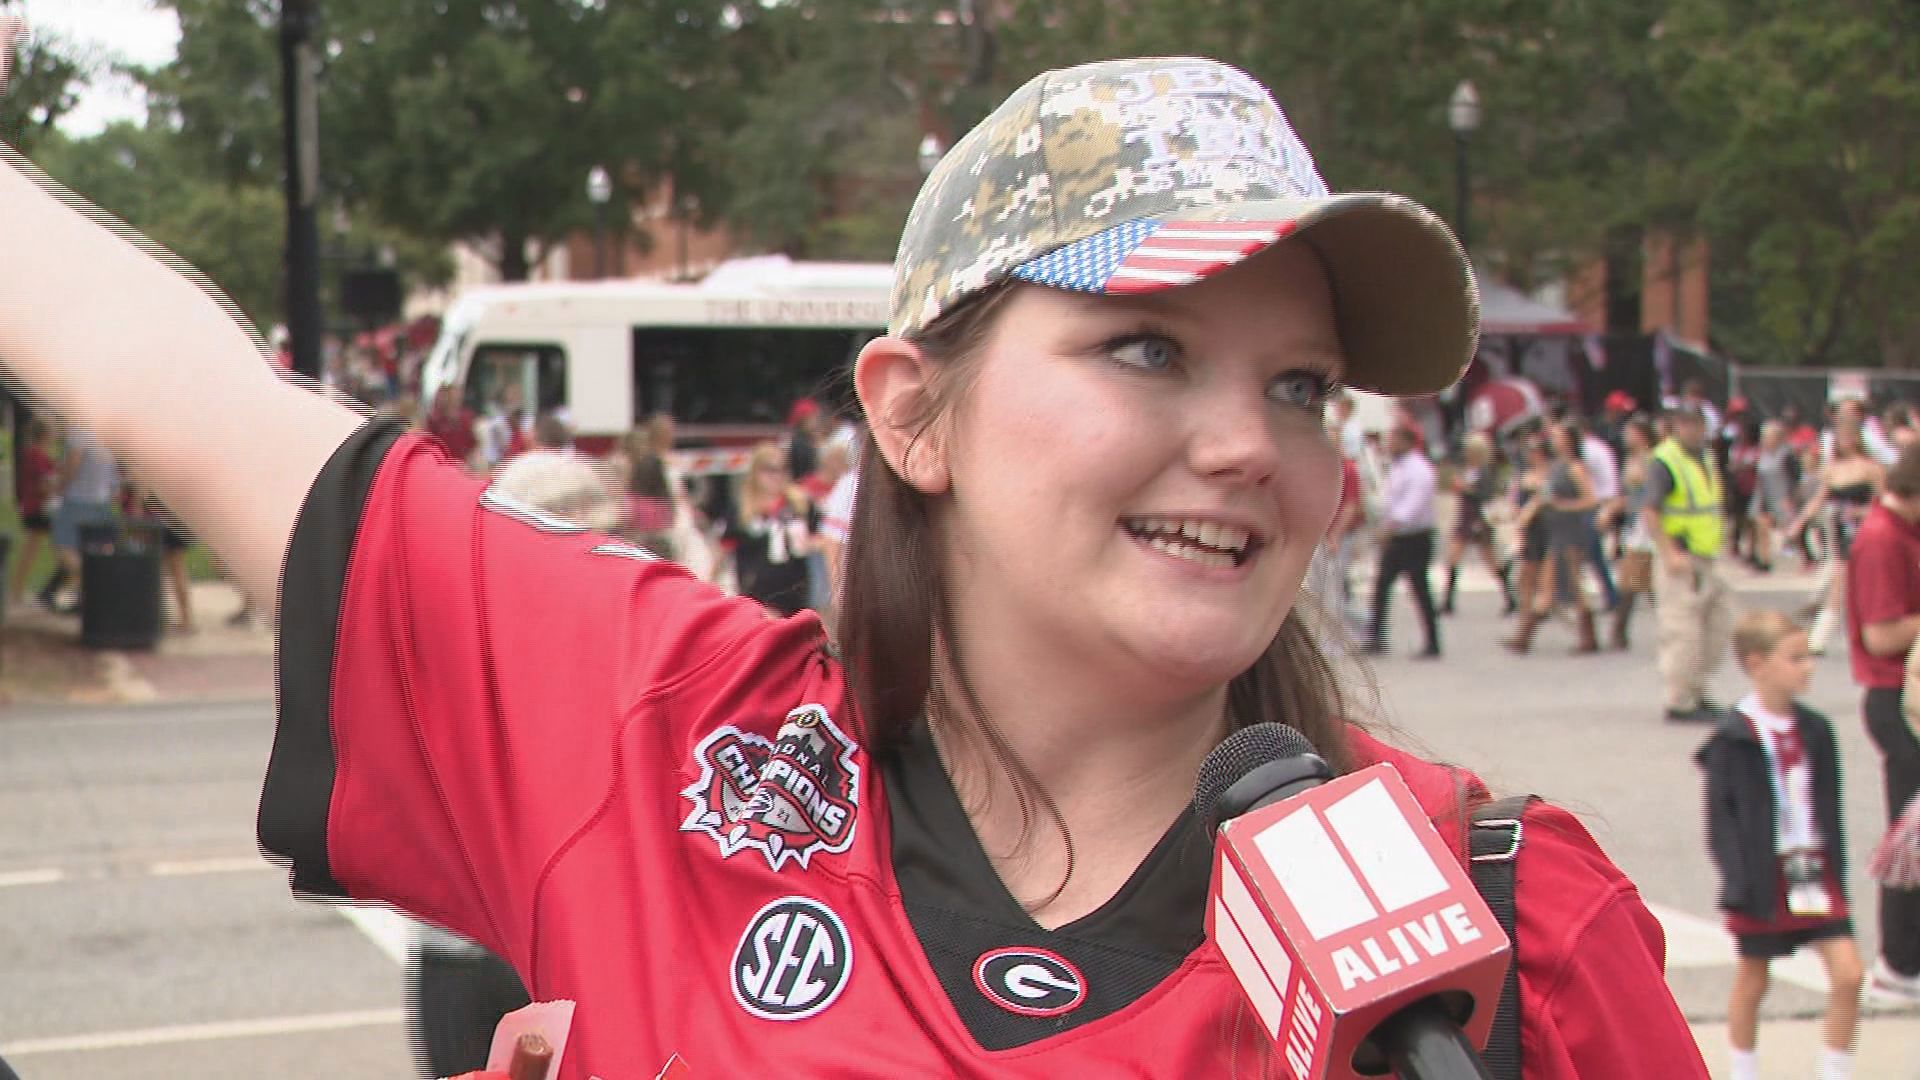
[261, 420, 1706, 1079]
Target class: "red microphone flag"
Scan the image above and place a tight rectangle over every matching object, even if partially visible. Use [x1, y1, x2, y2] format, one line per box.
[1206, 763, 1511, 1080]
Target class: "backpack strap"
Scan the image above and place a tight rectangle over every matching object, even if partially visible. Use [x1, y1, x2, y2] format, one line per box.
[1469, 794, 1536, 1080]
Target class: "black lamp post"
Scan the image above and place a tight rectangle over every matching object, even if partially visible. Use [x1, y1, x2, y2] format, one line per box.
[586, 165, 612, 280]
[1448, 81, 1481, 257]
[280, 0, 324, 380]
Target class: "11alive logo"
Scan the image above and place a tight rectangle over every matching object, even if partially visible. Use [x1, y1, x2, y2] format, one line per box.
[1207, 765, 1510, 1080]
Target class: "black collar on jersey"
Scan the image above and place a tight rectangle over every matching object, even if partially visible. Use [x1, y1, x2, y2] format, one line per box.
[883, 717, 1214, 1050]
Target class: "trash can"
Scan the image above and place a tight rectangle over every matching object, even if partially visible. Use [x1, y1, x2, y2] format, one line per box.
[78, 521, 163, 651]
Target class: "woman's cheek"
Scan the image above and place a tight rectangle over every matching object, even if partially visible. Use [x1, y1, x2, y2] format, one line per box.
[1280, 430, 1343, 530]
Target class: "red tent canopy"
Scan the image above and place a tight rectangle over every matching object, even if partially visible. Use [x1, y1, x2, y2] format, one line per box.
[1466, 376, 1545, 435]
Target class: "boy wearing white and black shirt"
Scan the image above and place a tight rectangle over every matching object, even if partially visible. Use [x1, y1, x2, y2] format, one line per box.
[1699, 610, 1860, 1080]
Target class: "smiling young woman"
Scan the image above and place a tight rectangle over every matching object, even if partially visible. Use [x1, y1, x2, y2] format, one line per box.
[0, 27, 1705, 1077]
[844, 249, 1355, 924]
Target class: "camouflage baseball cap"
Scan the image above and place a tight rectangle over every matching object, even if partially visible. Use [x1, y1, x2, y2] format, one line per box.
[890, 57, 1479, 398]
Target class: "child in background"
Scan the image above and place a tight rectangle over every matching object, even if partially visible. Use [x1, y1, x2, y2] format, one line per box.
[1698, 609, 1862, 1080]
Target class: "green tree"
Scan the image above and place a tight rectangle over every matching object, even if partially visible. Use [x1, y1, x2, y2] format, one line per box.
[999, 0, 1694, 290]
[1655, 0, 1920, 367]
[137, 0, 453, 316]
[141, 0, 282, 189]
[31, 121, 286, 325]
[307, 0, 745, 281]
[0, 25, 91, 152]
[713, 0, 1004, 259]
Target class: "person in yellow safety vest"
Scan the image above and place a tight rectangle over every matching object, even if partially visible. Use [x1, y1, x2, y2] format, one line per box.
[1643, 405, 1738, 724]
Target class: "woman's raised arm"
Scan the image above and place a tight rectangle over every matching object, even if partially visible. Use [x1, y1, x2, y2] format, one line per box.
[0, 19, 365, 612]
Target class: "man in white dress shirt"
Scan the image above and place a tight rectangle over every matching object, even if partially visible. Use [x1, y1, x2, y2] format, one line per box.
[1365, 426, 1442, 659]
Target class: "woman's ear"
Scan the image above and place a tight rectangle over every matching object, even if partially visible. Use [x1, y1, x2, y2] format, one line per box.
[853, 335, 951, 494]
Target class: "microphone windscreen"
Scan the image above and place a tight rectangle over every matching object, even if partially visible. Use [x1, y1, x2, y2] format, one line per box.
[1194, 722, 1318, 823]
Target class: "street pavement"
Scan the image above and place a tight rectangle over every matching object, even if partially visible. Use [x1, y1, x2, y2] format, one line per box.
[0, 700, 414, 1079]
[0, 561, 1914, 1078]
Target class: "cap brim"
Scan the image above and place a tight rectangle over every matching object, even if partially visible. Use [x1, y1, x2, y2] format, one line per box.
[1008, 195, 1478, 398]
[1178, 195, 1478, 397]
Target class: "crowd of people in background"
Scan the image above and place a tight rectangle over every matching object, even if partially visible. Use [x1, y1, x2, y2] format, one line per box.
[408, 367, 865, 634]
[1315, 378, 1920, 1052]
[1325, 381, 1920, 677]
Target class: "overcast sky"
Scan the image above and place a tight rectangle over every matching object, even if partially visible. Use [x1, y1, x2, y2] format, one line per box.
[17, 0, 181, 136]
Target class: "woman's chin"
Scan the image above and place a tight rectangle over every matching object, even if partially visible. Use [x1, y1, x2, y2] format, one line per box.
[1118, 625, 1275, 688]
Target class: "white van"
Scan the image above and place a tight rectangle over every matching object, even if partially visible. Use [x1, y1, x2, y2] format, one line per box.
[419, 256, 890, 473]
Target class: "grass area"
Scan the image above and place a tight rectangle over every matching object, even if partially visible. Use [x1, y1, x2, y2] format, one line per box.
[0, 500, 221, 598]
[0, 500, 56, 596]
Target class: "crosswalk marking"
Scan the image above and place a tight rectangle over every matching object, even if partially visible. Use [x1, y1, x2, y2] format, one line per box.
[0, 1008, 404, 1057]
[335, 903, 414, 967]
[0, 868, 66, 888]
[0, 857, 270, 886]
[147, 856, 273, 877]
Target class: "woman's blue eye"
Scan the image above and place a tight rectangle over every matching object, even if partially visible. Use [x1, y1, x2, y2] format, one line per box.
[1109, 336, 1180, 371]
[1270, 370, 1334, 409]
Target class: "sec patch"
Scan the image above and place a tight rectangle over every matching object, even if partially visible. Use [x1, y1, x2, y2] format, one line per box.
[732, 896, 853, 1021]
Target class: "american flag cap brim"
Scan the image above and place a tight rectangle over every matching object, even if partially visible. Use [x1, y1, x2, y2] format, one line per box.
[1006, 193, 1479, 399]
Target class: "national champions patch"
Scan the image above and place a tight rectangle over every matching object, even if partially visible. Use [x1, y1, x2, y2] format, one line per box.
[680, 704, 862, 871]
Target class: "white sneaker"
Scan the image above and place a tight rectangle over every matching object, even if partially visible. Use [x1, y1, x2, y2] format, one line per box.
[1867, 959, 1920, 1004]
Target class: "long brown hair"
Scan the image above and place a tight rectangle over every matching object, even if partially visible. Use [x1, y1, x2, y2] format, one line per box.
[836, 283, 1356, 909]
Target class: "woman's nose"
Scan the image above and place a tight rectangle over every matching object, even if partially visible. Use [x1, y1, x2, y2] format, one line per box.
[1186, 386, 1284, 486]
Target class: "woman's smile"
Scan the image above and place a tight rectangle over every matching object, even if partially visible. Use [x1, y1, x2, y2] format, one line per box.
[1120, 514, 1265, 573]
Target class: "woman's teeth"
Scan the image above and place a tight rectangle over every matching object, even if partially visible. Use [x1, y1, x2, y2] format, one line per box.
[1124, 517, 1254, 568]
[1144, 535, 1239, 569]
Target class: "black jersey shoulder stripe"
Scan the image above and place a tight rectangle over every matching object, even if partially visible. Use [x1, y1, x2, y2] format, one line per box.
[258, 416, 410, 898]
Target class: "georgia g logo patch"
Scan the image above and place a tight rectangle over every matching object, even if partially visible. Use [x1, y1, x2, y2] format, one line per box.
[973, 947, 1087, 1018]
[680, 704, 861, 871]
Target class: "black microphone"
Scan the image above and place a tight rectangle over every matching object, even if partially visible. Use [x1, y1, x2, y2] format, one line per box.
[1198, 723, 1502, 1080]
